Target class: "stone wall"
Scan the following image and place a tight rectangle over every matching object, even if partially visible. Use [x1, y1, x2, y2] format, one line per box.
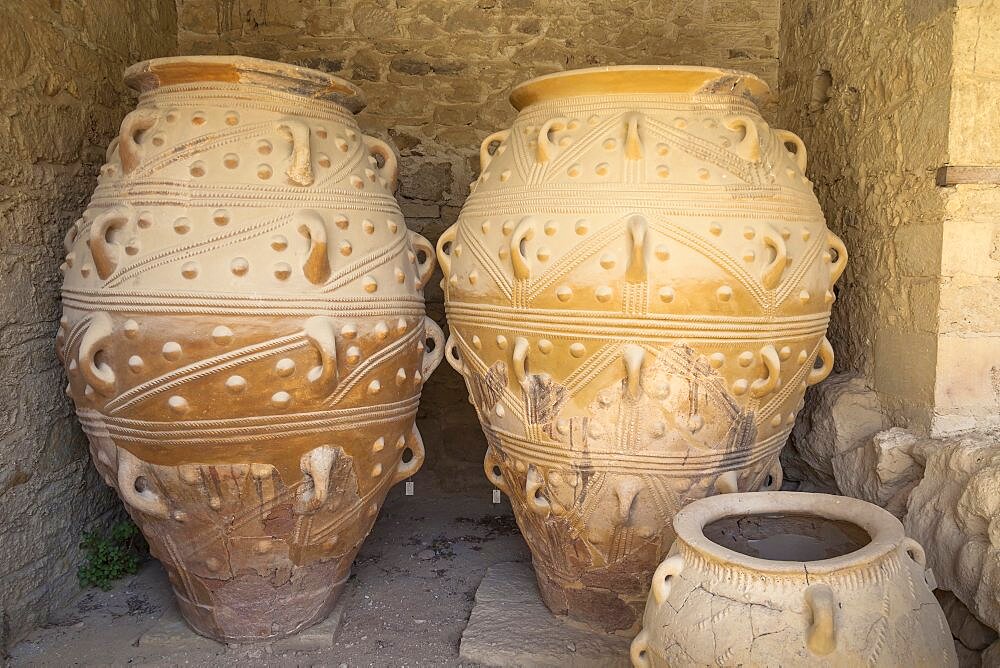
[0, 0, 176, 649]
[933, 0, 1000, 436]
[778, 0, 954, 433]
[175, 0, 782, 475]
[779, 0, 1000, 436]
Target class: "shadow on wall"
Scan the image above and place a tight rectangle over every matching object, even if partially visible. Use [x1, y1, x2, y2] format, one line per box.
[175, 0, 782, 473]
[0, 0, 178, 649]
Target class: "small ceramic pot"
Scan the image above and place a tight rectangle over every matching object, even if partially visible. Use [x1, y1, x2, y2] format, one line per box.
[631, 492, 957, 667]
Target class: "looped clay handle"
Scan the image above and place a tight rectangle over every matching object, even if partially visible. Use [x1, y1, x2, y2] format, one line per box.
[483, 448, 509, 494]
[364, 135, 399, 193]
[421, 317, 445, 379]
[651, 554, 685, 606]
[89, 206, 137, 280]
[804, 583, 837, 656]
[444, 334, 463, 373]
[479, 130, 510, 171]
[78, 312, 116, 396]
[525, 464, 550, 516]
[630, 629, 653, 668]
[118, 109, 158, 174]
[393, 424, 425, 483]
[408, 231, 436, 290]
[436, 224, 458, 281]
[807, 337, 835, 386]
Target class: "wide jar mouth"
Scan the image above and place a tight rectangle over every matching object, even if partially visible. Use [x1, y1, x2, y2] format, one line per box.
[705, 513, 872, 561]
[674, 492, 904, 574]
[509, 65, 771, 111]
[124, 56, 366, 114]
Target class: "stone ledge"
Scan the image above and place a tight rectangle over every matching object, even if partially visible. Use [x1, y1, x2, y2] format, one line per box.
[459, 561, 630, 667]
[138, 596, 347, 652]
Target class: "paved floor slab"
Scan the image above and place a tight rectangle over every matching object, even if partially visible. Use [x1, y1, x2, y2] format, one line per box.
[137, 596, 347, 651]
[460, 561, 631, 667]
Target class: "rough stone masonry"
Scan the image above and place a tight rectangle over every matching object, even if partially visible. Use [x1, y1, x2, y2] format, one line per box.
[0, 0, 177, 650]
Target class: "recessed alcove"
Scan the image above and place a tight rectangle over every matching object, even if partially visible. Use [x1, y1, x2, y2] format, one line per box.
[1, 0, 996, 663]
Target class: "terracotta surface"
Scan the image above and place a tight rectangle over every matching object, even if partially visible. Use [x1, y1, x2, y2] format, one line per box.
[631, 492, 957, 666]
[57, 55, 443, 642]
[437, 65, 846, 632]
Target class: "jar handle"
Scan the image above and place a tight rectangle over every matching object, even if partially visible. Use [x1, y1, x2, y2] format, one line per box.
[364, 135, 399, 193]
[622, 344, 646, 400]
[89, 206, 136, 280]
[512, 336, 530, 384]
[827, 231, 848, 284]
[714, 470, 740, 494]
[630, 629, 653, 668]
[421, 317, 445, 380]
[436, 225, 458, 281]
[807, 337, 835, 386]
[480, 130, 510, 171]
[761, 225, 788, 289]
[408, 231, 436, 290]
[775, 129, 808, 172]
[276, 120, 314, 186]
[304, 316, 338, 389]
[118, 109, 158, 174]
[298, 445, 338, 512]
[900, 537, 927, 568]
[510, 218, 534, 280]
[725, 115, 762, 163]
[525, 464, 550, 515]
[535, 116, 568, 163]
[484, 448, 509, 494]
[297, 210, 331, 285]
[117, 448, 169, 518]
[625, 214, 648, 283]
[78, 312, 116, 396]
[804, 584, 837, 655]
[759, 459, 784, 491]
[393, 424, 425, 483]
[651, 555, 685, 606]
[444, 335, 463, 373]
[750, 344, 781, 398]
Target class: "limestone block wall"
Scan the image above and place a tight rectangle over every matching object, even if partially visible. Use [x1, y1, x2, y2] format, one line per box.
[0, 0, 176, 649]
[933, 0, 1000, 436]
[175, 0, 782, 475]
[778, 0, 954, 433]
[779, 0, 999, 435]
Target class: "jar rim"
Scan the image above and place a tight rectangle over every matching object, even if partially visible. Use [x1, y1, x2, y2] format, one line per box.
[509, 65, 772, 111]
[673, 491, 905, 575]
[124, 56, 366, 114]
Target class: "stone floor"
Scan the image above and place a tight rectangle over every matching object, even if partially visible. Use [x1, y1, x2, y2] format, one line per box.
[7, 469, 532, 666]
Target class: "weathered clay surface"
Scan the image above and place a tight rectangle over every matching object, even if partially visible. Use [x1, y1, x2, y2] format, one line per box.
[0, 0, 177, 649]
[57, 56, 443, 642]
[632, 492, 957, 667]
[438, 65, 846, 632]
[782, 372, 886, 492]
[905, 433, 1000, 633]
[459, 561, 629, 667]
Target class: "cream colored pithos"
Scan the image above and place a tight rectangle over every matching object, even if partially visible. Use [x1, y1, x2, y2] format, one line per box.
[438, 65, 846, 631]
[57, 56, 443, 642]
[631, 492, 957, 667]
